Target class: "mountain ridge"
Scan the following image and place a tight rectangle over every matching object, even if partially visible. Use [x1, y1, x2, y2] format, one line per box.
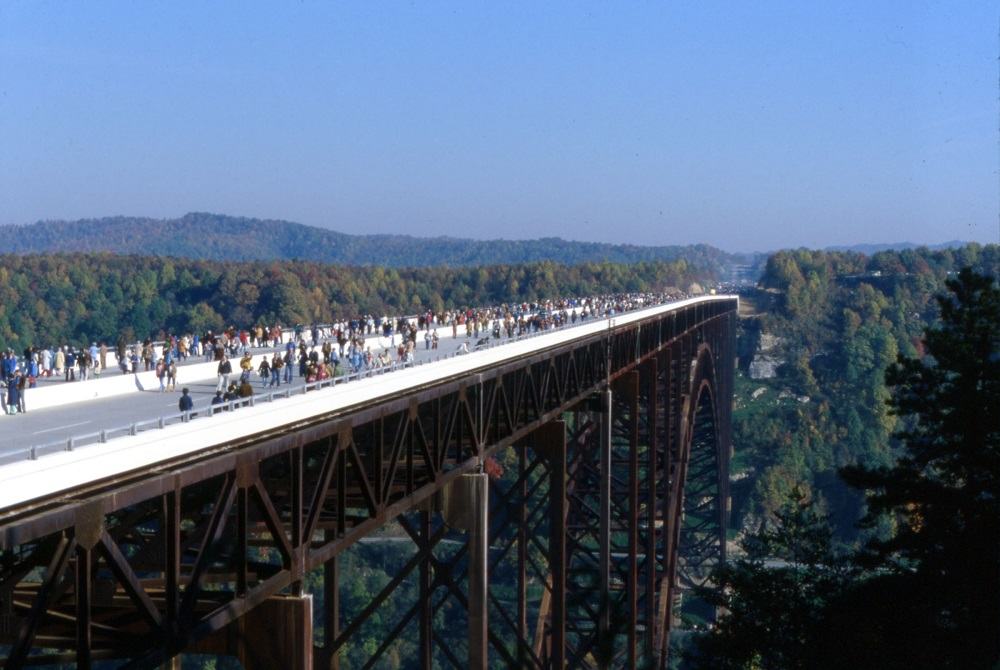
[0, 212, 732, 271]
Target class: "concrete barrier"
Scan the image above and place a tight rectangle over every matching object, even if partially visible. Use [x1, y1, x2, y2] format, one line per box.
[20, 328, 468, 413]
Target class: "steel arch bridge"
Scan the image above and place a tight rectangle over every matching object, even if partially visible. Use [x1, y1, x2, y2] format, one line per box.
[0, 297, 735, 669]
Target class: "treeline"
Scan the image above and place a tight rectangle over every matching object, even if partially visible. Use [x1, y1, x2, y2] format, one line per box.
[0, 212, 736, 271]
[732, 243, 999, 541]
[0, 254, 709, 350]
[690, 268, 999, 668]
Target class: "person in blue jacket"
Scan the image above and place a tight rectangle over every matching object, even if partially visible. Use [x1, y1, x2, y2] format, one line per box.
[178, 387, 194, 414]
[6, 374, 19, 415]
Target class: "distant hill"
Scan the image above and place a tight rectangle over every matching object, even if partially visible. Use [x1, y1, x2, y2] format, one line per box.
[0, 212, 733, 272]
[824, 240, 972, 255]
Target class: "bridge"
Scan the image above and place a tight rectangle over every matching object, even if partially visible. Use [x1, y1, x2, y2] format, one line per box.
[0, 295, 736, 669]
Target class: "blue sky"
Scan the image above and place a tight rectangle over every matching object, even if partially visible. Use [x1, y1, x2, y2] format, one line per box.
[0, 2, 996, 251]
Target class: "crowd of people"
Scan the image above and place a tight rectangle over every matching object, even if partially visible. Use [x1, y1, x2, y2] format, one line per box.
[1, 290, 689, 416]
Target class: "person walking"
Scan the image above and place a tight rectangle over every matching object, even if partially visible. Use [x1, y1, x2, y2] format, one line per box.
[116, 335, 127, 364]
[156, 359, 166, 392]
[65, 348, 76, 381]
[239, 352, 253, 383]
[16, 370, 26, 414]
[167, 360, 177, 391]
[257, 357, 271, 389]
[6, 375, 19, 415]
[217, 356, 232, 392]
[270, 353, 283, 387]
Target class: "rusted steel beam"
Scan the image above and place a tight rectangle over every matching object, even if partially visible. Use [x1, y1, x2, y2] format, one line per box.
[598, 387, 612, 662]
[620, 371, 640, 670]
[536, 420, 567, 669]
[75, 544, 92, 670]
[323, 538, 339, 670]
[418, 510, 432, 670]
[642, 356, 659, 662]
[467, 472, 489, 670]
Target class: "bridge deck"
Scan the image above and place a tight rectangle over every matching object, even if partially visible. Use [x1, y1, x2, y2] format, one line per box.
[0, 296, 735, 515]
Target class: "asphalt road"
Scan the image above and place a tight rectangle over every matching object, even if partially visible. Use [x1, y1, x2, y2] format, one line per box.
[0, 332, 477, 458]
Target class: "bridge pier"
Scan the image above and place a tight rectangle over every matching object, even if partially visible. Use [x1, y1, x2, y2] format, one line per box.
[442, 471, 490, 669]
[187, 594, 313, 670]
[469, 471, 489, 670]
[598, 387, 613, 668]
[322, 549, 340, 670]
[533, 419, 568, 668]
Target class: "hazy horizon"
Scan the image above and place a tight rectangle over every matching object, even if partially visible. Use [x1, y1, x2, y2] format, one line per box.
[1, 3, 997, 251]
[1, 210, 987, 256]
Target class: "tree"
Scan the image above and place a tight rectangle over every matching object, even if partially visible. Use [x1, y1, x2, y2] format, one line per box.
[688, 488, 853, 670]
[840, 268, 1000, 667]
[692, 269, 1000, 670]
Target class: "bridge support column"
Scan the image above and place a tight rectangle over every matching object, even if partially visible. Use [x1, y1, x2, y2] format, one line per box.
[468, 471, 489, 670]
[323, 550, 340, 670]
[443, 471, 490, 669]
[535, 420, 567, 668]
[189, 594, 313, 670]
[599, 387, 612, 667]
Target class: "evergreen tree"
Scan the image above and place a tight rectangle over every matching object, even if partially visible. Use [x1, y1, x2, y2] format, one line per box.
[840, 268, 1000, 668]
[688, 489, 853, 670]
[691, 269, 1000, 669]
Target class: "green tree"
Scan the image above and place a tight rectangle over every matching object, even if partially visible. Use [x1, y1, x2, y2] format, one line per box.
[689, 488, 852, 670]
[693, 268, 1000, 670]
[840, 268, 1000, 667]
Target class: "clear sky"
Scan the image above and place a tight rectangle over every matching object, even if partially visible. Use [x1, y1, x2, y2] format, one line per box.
[0, 2, 997, 252]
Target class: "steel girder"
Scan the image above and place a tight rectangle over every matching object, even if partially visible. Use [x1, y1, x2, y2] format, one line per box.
[0, 299, 735, 669]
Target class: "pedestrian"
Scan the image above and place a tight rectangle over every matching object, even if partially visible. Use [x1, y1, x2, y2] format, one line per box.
[167, 360, 177, 391]
[6, 375, 19, 415]
[178, 387, 193, 413]
[270, 353, 283, 387]
[239, 352, 253, 383]
[156, 359, 166, 392]
[16, 370, 26, 414]
[238, 379, 254, 400]
[217, 356, 232, 392]
[258, 357, 271, 389]
[27, 355, 38, 388]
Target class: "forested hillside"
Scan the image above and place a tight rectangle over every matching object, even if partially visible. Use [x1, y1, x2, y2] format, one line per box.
[0, 254, 708, 350]
[731, 243, 1000, 542]
[0, 212, 735, 271]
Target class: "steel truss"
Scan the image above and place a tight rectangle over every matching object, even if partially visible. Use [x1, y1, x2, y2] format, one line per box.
[0, 299, 735, 669]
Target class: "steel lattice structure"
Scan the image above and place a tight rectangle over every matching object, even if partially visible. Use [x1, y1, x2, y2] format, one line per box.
[0, 297, 735, 669]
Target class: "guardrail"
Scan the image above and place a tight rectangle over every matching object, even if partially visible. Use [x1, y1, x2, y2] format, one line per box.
[0, 301, 664, 467]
